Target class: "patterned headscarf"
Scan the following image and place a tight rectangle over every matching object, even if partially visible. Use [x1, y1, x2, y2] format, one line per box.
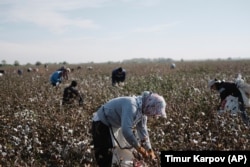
[142, 91, 167, 118]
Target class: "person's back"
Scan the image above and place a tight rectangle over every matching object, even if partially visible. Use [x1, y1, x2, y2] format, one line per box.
[50, 71, 62, 86]
[97, 96, 137, 128]
[63, 86, 78, 104]
[216, 81, 241, 101]
[17, 69, 23, 75]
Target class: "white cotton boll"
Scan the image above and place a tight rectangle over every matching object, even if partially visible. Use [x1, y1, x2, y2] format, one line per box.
[211, 137, 217, 142]
[208, 131, 212, 137]
[34, 138, 41, 145]
[192, 139, 198, 144]
[77, 141, 85, 148]
[195, 132, 200, 136]
[12, 136, 21, 145]
[25, 125, 30, 134]
[160, 130, 165, 136]
[68, 129, 73, 135]
[1, 152, 7, 157]
[201, 141, 207, 145]
[193, 87, 201, 93]
[29, 98, 35, 102]
[24, 135, 28, 146]
[86, 149, 91, 153]
[27, 145, 32, 151]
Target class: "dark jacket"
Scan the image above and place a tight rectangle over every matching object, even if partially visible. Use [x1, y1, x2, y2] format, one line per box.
[62, 86, 82, 105]
[216, 82, 242, 102]
[215, 81, 244, 110]
[112, 68, 126, 85]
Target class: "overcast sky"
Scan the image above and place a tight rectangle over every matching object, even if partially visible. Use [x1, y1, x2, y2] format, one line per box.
[0, 0, 249, 64]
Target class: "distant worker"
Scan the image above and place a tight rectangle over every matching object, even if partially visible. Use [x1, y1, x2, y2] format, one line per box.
[57, 66, 70, 80]
[17, 69, 23, 75]
[62, 80, 83, 106]
[170, 63, 176, 69]
[27, 67, 33, 72]
[112, 67, 126, 86]
[50, 68, 69, 86]
[44, 64, 49, 71]
[208, 74, 250, 126]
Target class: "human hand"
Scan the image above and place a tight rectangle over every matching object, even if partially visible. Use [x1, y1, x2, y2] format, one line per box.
[136, 146, 148, 158]
[148, 149, 156, 160]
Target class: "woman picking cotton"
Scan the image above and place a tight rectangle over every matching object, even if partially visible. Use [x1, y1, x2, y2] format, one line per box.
[208, 74, 250, 126]
[91, 91, 167, 167]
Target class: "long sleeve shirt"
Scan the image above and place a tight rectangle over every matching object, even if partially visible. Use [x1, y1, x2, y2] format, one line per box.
[62, 86, 82, 103]
[96, 96, 151, 150]
[112, 69, 126, 84]
[217, 81, 243, 104]
[50, 71, 62, 84]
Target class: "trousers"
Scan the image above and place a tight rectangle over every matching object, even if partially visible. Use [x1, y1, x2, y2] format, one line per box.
[92, 121, 113, 167]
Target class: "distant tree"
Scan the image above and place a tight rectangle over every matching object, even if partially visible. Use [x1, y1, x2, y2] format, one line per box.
[36, 61, 42, 66]
[2, 60, 6, 65]
[62, 61, 68, 65]
[14, 60, 20, 66]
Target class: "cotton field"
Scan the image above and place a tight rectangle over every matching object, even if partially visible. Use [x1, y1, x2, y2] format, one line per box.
[1, 60, 250, 166]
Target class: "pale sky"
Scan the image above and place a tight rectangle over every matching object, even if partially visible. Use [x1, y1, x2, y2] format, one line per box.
[0, 0, 249, 65]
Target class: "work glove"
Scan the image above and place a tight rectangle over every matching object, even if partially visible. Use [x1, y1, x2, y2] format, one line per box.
[148, 149, 156, 160]
[136, 146, 149, 159]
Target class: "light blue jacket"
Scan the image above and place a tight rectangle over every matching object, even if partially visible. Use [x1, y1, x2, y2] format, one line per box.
[96, 96, 152, 150]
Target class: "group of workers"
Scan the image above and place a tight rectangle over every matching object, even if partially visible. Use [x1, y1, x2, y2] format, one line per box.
[49, 66, 126, 106]
[49, 65, 250, 167]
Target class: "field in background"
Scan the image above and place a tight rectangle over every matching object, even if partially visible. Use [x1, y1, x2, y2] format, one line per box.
[1, 60, 250, 166]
